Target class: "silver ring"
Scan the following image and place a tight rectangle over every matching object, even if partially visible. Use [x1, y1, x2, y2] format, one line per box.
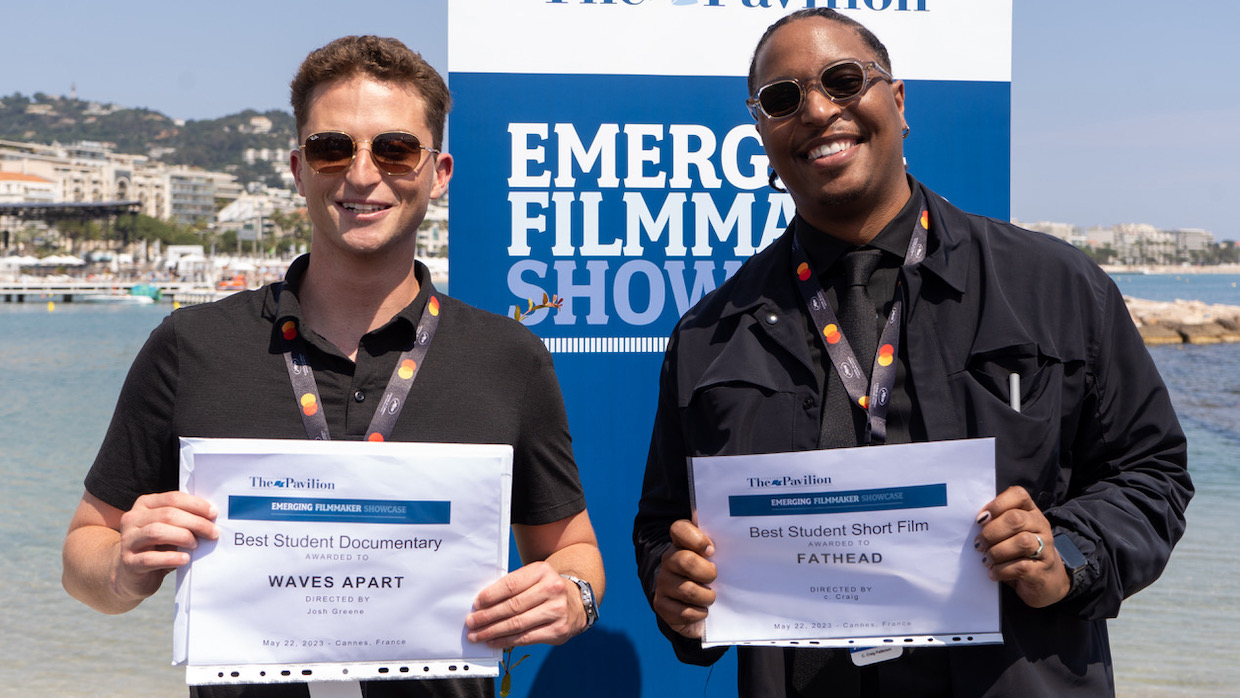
[1030, 534, 1045, 560]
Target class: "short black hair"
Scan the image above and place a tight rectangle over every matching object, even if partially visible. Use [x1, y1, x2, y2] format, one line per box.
[747, 9, 893, 95]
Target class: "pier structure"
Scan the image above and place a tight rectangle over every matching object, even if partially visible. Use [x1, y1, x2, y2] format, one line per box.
[0, 279, 213, 303]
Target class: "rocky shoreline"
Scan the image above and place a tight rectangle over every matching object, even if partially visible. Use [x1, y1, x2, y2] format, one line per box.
[1125, 297, 1240, 345]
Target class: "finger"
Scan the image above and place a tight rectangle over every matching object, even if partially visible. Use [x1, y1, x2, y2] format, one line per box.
[133, 491, 219, 521]
[471, 563, 545, 612]
[124, 497, 220, 543]
[661, 546, 718, 585]
[982, 530, 1052, 568]
[123, 519, 210, 554]
[652, 590, 712, 637]
[468, 585, 569, 646]
[656, 563, 717, 606]
[974, 485, 1036, 525]
[121, 547, 193, 574]
[468, 575, 559, 630]
[669, 520, 715, 557]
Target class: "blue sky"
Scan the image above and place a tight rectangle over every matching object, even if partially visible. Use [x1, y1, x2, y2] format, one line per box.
[5, 1, 1237, 239]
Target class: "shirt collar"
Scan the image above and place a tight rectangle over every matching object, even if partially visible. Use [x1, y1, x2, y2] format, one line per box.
[268, 254, 437, 349]
[796, 177, 925, 270]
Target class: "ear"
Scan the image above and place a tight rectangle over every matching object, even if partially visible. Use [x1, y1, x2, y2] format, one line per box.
[890, 79, 906, 119]
[290, 148, 307, 197]
[429, 151, 453, 200]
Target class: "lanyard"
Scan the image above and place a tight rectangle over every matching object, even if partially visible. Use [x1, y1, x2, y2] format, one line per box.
[276, 289, 441, 442]
[790, 209, 928, 444]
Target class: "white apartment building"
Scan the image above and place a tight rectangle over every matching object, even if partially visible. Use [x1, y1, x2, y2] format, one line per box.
[0, 139, 240, 225]
[0, 171, 56, 203]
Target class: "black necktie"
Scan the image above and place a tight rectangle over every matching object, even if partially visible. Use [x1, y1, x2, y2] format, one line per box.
[839, 249, 882, 376]
[819, 248, 882, 449]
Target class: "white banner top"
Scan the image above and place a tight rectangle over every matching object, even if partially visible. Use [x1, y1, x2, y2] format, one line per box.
[449, 0, 1011, 82]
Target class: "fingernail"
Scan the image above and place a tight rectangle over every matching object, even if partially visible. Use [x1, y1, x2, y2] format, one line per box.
[981, 554, 990, 566]
[972, 537, 982, 551]
[975, 511, 991, 525]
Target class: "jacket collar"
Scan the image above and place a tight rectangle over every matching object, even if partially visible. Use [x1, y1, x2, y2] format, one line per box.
[713, 176, 970, 319]
[914, 180, 970, 296]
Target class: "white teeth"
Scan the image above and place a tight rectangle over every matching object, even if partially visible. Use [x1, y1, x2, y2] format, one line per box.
[341, 202, 388, 213]
[808, 141, 854, 160]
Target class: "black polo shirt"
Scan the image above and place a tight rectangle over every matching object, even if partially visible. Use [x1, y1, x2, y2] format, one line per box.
[87, 255, 585, 698]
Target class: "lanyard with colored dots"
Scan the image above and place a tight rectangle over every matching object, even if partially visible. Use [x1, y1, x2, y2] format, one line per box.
[277, 291, 441, 442]
[789, 209, 928, 444]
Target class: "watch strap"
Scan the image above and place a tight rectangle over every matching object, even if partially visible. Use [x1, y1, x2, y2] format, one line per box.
[561, 574, 598, 629]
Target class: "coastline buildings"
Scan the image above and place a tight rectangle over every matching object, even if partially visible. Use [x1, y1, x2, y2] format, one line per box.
[1016, 218, 1220, 265]
[0, 136, 450, 262]
[0, 138, 243, 224]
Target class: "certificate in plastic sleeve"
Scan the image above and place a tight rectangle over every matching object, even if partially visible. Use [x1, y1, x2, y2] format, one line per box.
[174, 438, 513, 685]
[689, 438, 1001, 649]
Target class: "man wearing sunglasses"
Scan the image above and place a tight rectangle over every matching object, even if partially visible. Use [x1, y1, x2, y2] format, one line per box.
[64, 36, 603, 697]
[635, 8, 1190, 698]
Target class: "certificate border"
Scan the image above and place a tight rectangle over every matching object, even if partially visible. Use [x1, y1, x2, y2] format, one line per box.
[690, 439, 1000, 649]
[707, 631, 1005, 650]
[185, 657, 499, 684]
[175, 437, 513, 685]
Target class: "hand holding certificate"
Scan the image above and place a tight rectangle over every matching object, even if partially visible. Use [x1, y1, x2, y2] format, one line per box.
[689, 438, 1000, 649]
[175, 438, 513, 686]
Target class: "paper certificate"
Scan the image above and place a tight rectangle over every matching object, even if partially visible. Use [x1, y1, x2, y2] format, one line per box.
[690, 438, 1000, 649]
[174, 438, 513, 685]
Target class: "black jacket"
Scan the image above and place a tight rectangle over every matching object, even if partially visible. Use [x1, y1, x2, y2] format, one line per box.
[633, 180, 1193, 697]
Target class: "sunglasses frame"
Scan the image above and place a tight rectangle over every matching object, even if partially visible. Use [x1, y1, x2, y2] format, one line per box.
[298, 130, 440, 176]
[747, 59, 894, 121]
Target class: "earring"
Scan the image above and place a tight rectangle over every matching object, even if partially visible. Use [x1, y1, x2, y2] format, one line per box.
[902, 125, 910, 139]
[768, 169, 786, 193]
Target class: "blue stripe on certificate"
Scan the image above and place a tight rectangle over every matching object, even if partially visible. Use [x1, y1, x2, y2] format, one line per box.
[229, 496, 451, 524]
[728, 484, 947, 517]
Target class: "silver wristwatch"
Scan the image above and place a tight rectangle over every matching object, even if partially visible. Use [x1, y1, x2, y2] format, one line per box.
[561, 574, 598, 630]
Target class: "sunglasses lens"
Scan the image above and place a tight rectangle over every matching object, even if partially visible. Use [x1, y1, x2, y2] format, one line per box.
[303, 132, 355, 175]
[821, 62, 867, 101]
[758, 81, 803, 118]
[370, 132, 422, 175]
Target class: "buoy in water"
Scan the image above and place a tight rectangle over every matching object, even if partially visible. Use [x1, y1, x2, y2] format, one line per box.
[47, 300, 55, 312]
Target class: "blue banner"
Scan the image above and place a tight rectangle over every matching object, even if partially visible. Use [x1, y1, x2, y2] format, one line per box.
[228, 496, 451, 524]
[728, 484, 948, 517]
[449, 3, 1012, 696]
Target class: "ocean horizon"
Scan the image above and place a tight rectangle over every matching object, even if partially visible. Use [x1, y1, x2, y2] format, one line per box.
[2, 272, 1236, 696]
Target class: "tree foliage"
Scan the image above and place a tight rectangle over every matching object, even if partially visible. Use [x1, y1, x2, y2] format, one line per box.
[0, 93, 295, 188]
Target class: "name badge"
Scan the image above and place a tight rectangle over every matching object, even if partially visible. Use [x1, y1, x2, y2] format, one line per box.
[850, 646, 904, 666]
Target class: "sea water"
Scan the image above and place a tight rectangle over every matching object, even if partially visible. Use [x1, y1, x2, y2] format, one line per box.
[1, 276, 1237, 696]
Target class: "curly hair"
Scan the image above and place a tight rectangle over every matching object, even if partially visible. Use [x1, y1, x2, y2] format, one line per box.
[290, 35, 450, 149]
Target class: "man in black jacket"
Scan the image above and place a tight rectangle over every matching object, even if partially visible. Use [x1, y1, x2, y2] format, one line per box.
[633, 9, 1192, 697]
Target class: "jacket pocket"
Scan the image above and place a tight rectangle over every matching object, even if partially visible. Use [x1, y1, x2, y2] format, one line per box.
[947, 342, 1069, 507]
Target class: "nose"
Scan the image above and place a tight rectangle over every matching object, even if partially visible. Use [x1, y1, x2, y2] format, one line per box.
[800, 85, 843, 123]
[344, 142, 384, 185]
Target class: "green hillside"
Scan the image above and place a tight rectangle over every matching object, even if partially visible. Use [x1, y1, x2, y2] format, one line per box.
[0, 92, 297, 188]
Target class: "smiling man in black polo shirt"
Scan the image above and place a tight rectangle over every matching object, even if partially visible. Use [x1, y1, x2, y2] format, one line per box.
[62, 35, 602, 698]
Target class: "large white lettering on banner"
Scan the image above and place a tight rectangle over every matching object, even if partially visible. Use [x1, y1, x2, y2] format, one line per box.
[450, 0, 1012, 348]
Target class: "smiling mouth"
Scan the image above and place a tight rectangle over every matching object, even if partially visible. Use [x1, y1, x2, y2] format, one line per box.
[806, 139, 861, 161]
[339, 202, 391, 214]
